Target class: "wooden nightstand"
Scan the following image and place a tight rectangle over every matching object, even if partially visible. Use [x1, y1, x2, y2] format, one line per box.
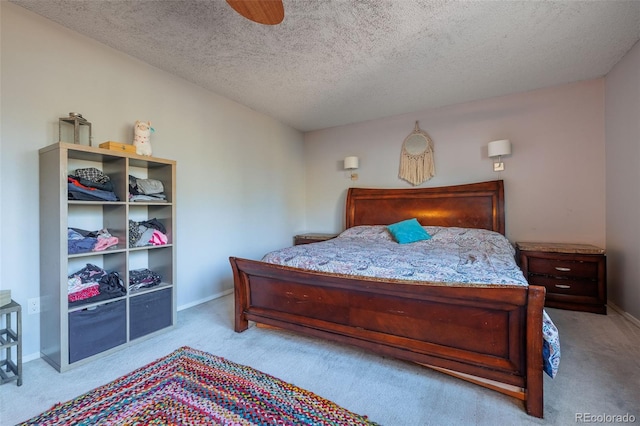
[293, 233, 338, 245]
[516, 242, 606, 314]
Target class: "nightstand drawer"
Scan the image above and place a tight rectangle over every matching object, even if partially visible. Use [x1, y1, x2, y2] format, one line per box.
[527, 275, 598, 298]
[527, 257, 598, 279]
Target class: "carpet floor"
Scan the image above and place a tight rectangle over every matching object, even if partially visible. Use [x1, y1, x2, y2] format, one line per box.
[1, 294, 639, 425]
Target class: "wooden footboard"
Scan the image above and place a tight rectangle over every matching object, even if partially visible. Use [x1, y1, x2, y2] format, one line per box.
[230, 256, 546, 418]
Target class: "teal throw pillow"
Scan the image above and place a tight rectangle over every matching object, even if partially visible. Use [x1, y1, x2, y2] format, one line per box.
[387, 218, 431, 244]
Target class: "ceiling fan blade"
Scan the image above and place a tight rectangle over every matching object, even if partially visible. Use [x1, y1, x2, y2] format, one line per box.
[226, 0, 284, 25]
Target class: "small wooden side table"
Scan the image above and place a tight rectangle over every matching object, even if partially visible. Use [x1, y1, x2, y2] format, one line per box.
[516, 242, 606, 314]
[293, 233, 338, 245]
[0, 300, 22, 386]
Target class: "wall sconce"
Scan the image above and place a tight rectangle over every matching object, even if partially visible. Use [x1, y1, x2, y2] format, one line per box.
[487, 139, 511, 171]
[344, 156, 359, 181]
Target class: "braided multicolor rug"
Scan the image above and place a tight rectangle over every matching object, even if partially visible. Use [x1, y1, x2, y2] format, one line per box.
[20, 346, 378, 425]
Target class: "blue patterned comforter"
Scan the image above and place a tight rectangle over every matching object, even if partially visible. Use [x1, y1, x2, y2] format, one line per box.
[262, 225, 560, 378]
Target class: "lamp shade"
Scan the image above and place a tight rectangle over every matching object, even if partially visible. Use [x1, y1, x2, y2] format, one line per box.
[488, 140, 511, 158]
[344, 156, 359, 170]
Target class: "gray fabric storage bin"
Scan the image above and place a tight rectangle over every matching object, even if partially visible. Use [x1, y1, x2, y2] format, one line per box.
[69, 300, 126, 363]
[130, 288, 172, 340]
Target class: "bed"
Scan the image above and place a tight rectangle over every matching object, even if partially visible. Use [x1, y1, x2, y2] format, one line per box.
[230, 180, 555, 418]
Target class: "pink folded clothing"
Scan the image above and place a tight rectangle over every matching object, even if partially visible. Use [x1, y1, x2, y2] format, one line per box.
[93, 236, 119, 251]
[68, 282, 100, 302]
[150, 230, 168, 245]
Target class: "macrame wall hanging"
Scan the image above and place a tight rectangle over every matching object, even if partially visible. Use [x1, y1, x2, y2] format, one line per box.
[399, 121, 435, 186]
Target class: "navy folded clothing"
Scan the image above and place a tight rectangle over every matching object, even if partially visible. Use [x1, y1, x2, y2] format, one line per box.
[129, 268, 162, 291]
[68, 177, 118, 201]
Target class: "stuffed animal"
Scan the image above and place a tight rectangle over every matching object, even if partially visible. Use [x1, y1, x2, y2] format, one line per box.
[133, 120, 153, 156]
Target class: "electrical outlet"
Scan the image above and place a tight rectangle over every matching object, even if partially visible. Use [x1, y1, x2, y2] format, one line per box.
[28, 297, 40, 315]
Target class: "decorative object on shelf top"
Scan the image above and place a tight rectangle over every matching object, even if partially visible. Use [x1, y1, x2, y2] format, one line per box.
[344, 156, 359, 181]
[59, 112, 92, 146]
[0, 290, 10, 307]
[133, 121, 154, 156]
[99, 141, 136, 154]
[399, 121, 435, 186]
[488, 139, 511, 172]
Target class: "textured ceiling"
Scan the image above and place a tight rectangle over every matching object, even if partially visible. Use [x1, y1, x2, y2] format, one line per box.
[10, 0, 640, 132]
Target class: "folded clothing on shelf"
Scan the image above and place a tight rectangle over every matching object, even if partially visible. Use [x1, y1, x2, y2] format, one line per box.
[129, 268, 162, 292]
[68, 168, 118, 201]
[129, 175, 167, 202]
[67, 263, 126, 306]
[68, 228, 119, 254]
[129, 218, 168, 247]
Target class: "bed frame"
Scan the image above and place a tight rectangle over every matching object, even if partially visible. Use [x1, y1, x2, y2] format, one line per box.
[230, 180, 546, 418]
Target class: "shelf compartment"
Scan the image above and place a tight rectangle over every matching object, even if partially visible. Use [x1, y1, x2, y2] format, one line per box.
[68, 203, 127, 255]
[67, 253, 127, 310]
[67, 154, 127, 202]
[129, 162, 174, 204]
[128, 204, 173, 246]
[68, 300, 126, 363]
[128, 248, 173, 291]
[129, 288, 173, 340]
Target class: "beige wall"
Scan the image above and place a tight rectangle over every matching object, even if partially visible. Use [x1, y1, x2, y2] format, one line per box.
[0, 3, 306, 360]
[304, 80, 606, 248]
[605, 40, 640, 320]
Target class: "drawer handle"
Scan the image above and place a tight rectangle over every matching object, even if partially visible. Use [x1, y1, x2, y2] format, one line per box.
[555, 267, 571, 272]
[555, 284, 571, 289]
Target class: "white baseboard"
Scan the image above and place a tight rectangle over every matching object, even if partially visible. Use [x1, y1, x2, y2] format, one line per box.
[22, 289, 234, 363]
[23, 352, 41, 363]
[608, 301, 640, 329]
[177, 288, 233, 311]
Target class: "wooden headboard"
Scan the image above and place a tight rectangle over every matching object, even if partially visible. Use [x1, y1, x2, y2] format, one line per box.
[345, 180, 505, 234]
